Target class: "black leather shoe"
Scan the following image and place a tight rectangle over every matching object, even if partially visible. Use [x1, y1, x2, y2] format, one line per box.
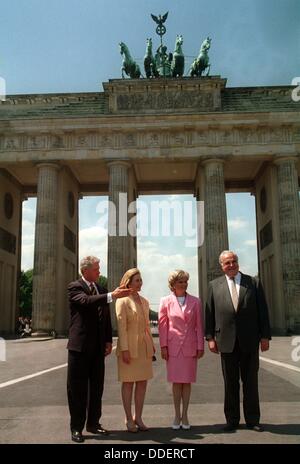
[223, 423, 239, 432]
[86, 424, 110, 436]
[246, 424, 264, 432]
[71, 430, 84, 443]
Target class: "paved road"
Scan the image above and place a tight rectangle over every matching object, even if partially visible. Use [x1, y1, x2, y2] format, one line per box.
[0, 336, 299, 444]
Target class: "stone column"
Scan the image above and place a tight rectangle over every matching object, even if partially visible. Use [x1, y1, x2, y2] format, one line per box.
[107, 161, 131, 330]
[274, 156, 300, 333]
[0, 169, 22, 334]
[202, 159, 229, 282]
[32, 163, 60, 335]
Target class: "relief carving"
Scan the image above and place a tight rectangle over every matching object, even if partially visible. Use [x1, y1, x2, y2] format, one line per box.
[148, 133, 160, 146]
[51, 135, 64, 148]
[5, 137, 20, 150]
[117, 90, 214, 111]
[27, 136, 45, 149]
[75, 136, 89, 147]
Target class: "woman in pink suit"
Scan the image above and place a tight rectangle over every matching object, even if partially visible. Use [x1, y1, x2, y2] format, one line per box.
[159, 270, 204, 430]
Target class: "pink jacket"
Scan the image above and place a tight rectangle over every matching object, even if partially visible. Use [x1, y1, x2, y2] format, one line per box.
[158, 293, 204, 357]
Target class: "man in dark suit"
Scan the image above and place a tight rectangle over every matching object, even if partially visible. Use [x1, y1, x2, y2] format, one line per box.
[67, 255, 132, 443]
[205, 250, 271, 432]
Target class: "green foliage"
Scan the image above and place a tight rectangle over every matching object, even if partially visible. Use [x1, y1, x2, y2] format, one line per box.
[19, 269, 33, 317]
[149, 309, 158, 321]
[98, 275, 108, 289]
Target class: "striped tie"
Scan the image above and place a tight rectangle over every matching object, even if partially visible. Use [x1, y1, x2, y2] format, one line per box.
[90, 283, 97, 295]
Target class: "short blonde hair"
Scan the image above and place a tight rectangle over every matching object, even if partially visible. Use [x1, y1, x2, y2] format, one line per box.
[168, 270, 189, 291]
[120, 268, 141, 288]
[80, 256, 100, 273]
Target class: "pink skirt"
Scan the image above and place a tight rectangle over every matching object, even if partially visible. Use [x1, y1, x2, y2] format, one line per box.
[167, 349, 197, 383]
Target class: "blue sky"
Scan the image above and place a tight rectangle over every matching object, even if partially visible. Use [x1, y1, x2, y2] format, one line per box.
[1, 0, 299, 93]
[1, 0, 299, 310]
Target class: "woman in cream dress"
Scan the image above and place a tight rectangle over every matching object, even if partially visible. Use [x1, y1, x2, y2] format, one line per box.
[116, 268, 155, 432]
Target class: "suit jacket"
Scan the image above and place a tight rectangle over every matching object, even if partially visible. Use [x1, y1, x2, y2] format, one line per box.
[205, 273, 271, 353]
[115, 295, 154, 359]
[158, 293, 204, 357]
[67, 278, 112, 354]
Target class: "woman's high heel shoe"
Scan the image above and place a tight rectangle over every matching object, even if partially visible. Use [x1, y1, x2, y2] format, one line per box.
[126, 420, 138, 433]
[134, 420, 149, 431]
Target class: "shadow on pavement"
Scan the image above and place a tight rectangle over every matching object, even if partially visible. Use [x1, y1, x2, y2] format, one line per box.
[81, 423, 300, 443]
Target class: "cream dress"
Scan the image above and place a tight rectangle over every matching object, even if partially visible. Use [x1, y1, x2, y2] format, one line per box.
[116, 295, 154, 382]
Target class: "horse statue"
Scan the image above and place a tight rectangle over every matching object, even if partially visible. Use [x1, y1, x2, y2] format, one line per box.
[119, 42, 141, 79]
[171, 35, 185, 77]
[189, 37, 212, 77]
[144, 38, 158, 78]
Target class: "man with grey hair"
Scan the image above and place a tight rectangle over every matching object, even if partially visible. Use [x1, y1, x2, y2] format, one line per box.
[205, 250, 271, 433]
[67, 255, 133, 443]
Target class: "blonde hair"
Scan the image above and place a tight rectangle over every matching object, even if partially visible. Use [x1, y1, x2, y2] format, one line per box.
[168, 270, 189, 291]
[120, 268, 141, 288]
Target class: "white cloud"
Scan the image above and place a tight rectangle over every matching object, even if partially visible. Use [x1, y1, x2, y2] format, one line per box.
[228, 218, 249, 230]
[21, 200, 36, 270]
[21, 244, 34, 271]
[234, 246, 258, 276]
[79, 226, 108, 275]
[244, 239, 257, 247]
[137, 239, 198, 312]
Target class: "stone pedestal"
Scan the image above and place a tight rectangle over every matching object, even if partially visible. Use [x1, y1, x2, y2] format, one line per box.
[274, 157, 300, 332]
[202, 159, 229, 283]
[32, 163, 60, 335]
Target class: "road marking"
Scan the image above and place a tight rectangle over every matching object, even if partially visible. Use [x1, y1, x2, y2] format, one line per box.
[0, 364, 67, 389]
[0, 346, 117, 389]
[260, 356, 300, 373]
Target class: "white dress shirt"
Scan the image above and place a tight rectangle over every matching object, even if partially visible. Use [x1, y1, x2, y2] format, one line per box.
[82, 276, 113, 303]
[225, 271, 241, 299]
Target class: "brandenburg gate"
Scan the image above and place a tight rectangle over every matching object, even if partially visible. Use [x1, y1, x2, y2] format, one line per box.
[0, 75, 299, 335]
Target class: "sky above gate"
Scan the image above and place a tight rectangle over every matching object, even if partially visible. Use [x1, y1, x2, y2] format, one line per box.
[1, 0, 299, 309]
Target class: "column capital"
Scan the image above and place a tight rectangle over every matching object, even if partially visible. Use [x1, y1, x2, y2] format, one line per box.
[273, 155, 299, 166]
[107, 160, 131, 169]
[201, 158, 226, 167]
[35, 162, 61, 171]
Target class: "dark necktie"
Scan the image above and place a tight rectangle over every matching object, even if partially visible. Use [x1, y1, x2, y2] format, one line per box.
[90, 283, 97, 295]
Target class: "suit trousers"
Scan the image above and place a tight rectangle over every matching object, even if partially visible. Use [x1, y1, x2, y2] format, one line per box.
[67, 349, 105, 432]
[221, 339, 260, 426]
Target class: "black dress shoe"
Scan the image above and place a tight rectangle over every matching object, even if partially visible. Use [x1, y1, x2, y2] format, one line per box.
[71, 430, 84, 443]
[246, 424, 264, 432]
[86, 424, 110, 435]
[223, 423, 239, 432]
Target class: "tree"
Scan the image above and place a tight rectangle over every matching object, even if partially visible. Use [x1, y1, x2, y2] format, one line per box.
[98, 275, 108, 289]
[19, 269, 33, 317]
[149, 309, 158, 321]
